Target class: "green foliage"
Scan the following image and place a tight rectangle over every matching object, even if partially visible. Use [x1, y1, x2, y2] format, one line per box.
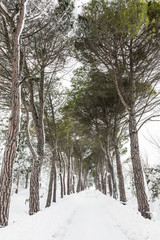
[83, 0, 149, 40]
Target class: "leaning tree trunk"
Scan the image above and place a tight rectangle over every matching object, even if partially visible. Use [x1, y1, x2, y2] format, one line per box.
[0, 1, 27, 226]
[129, 110, 151, 219]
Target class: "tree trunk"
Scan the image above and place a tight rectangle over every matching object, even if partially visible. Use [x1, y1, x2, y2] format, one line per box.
[72, 175, 75, 193]
[129, 112, 151, 219]
[15, 170, 20, 194]
[63, 159, 66, 195]
[67, 156, 71, 195]
[0, 1, 27, 226]
[114, 140, 127, 203]
[107, 174, 113, 196]
[59, 157, 63, 199]
[28, 67, 45, 215]
[77, 159, 82, 193]
[52, 161, 57, 203]
[25, 172, 29, 189]
[29, 163, 40, 215]
[45, 160, 54, 208]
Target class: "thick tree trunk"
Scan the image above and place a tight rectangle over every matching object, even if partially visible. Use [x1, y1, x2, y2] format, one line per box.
[0, 1, 27, 226]
[29, 163, 40, 215]
[129, 112, 151, 219]
[114, 140, 127, 203]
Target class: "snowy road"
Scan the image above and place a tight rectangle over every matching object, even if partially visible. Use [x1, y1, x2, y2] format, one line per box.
[53, 191, 128, 240]
[1, 189, 160, 240]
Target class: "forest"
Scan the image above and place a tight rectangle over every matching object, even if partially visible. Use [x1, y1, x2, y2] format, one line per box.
[0, 0, 160, 238]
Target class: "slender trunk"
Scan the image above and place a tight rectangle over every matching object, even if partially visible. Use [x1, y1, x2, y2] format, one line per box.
[107, 174, 113, 196]
[15, 170, 20, 194]
[25, 172, 29, 189]
[77, 159, 82, 193]
[59, 157, 63, 198]
[45, 160, 54, 208]
[63, 160, 66, 195]
[114, 140, 127, 203]
[67, 156, 71, 195]
[72, 175, 75, 193]
[0, 1, 27, 226]
[52, 161, 57, 203]
[129, 112, 151, 219]
[104, 172, 107, 195]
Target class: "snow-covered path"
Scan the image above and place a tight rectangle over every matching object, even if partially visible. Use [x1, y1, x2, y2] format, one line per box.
[53, 191, 128, 240]
[1, 189, 160, 240]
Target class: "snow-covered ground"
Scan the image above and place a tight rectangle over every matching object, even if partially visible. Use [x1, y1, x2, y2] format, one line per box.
[1, 189, 160, 240]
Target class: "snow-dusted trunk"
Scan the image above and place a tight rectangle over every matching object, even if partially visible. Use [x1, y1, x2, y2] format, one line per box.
[114, 139, 127, 203]
[129, 111, 150, 219]
[0, 0, 27, 226]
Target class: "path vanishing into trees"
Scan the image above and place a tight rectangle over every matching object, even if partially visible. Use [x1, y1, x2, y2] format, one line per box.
[53, 190, 128, 240]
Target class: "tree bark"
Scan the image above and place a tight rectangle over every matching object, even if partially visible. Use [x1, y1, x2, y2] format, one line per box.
[59, 154, 63, 198]
[45, 160, 54, 208]
[63, 159, 66, 195]
[52, 161, 57, 203]
[0, 0, 27, 226]
[129, 111, 151, 219]
[76, 159, 82, 193]
[107, 175, 113, 196]
[67, 155, 71, 195]
[114, 140, 127, 203]
[28, 67, 45, 215]
[15, 170, 20, 194]
[25, 172, 29, 189]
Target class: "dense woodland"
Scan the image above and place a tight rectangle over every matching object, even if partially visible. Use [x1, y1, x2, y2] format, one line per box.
[0, 0, 160, 227]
